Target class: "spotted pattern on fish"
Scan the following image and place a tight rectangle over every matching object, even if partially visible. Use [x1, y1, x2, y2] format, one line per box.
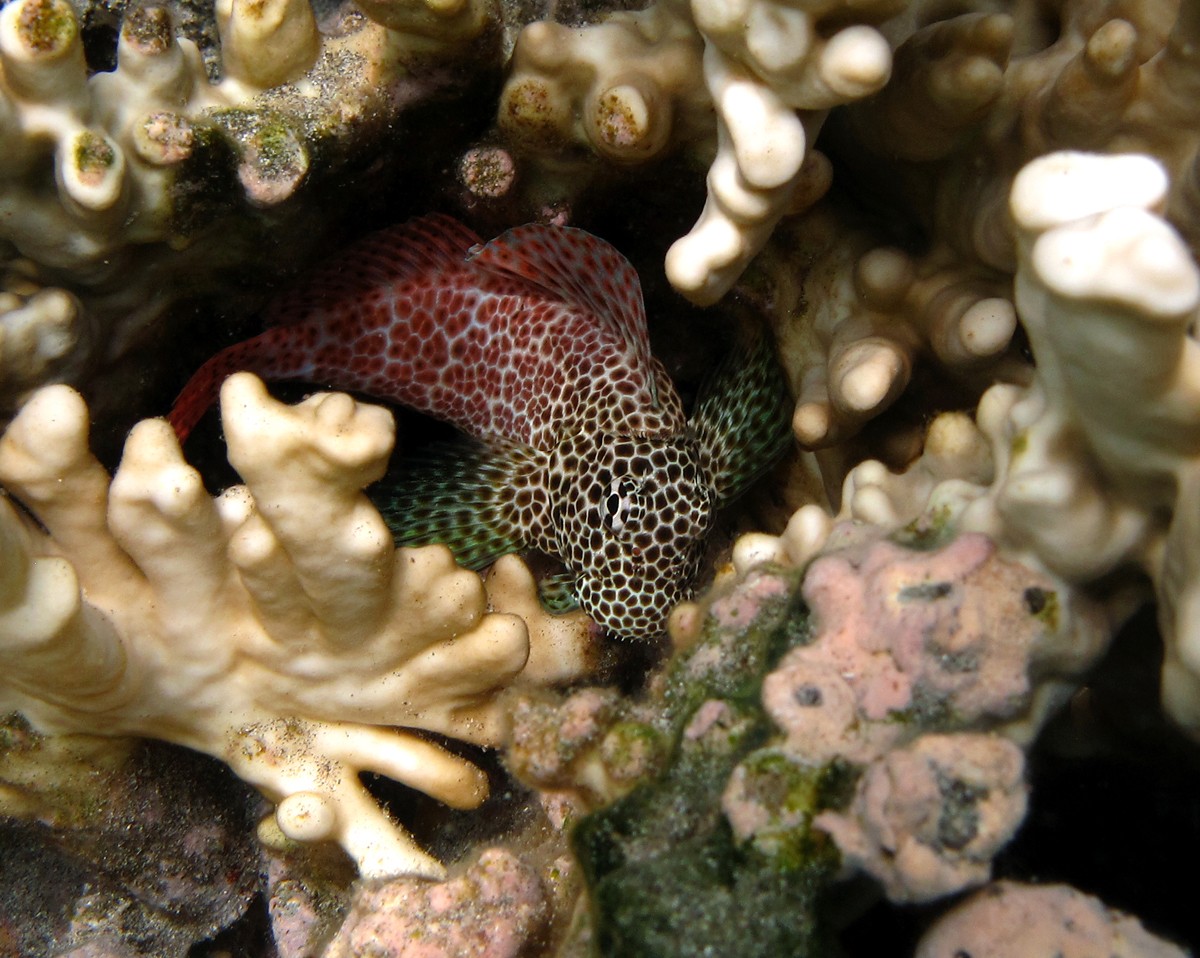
[170, 216, 791, 639]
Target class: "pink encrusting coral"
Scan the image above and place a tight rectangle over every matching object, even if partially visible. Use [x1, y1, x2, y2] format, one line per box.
[812, 732, 1027, 902]
[915, 880, 1191, 958]
[771, 531, 1076, 742]
[324, 848, 551, 958]
[721, 528, 1107, 902]
[787, 533, 1060, 729]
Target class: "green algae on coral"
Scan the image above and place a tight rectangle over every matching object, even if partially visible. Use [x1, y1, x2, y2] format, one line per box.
[73, 131, 117, 174]
[892, 503, 955, 551]
[16, 0, 76, 54]
[573, 567, 842, 957]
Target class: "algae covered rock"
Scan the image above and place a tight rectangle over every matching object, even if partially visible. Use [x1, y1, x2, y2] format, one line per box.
[571, 565, 847, 957]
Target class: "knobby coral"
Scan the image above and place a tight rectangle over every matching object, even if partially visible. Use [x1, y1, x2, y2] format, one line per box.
[915, 880, 1190, 957]
[720, 530, 1106, 903]
[0, 0, 496, 417]
[499, 0, 900, 304]
[745, 149, 1200, 740]
[0, 372, 579, 879]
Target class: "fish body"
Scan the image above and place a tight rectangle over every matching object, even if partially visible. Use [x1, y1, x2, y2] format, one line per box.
[170, 216, 790, 639]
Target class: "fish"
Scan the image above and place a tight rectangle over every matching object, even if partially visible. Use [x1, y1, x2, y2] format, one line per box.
[169, 215, 792, 639]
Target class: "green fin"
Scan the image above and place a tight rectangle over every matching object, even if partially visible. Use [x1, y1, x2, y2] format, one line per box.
[538, 571, 581, 614]
[371, 438, 533, 570]
[690, 324, 793, 506]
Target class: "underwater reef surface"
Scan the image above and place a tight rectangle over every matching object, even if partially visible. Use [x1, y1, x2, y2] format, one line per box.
[3, 0, 1200, 955]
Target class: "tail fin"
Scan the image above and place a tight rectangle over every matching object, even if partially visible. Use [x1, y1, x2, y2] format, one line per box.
[168, 332, 290, 441]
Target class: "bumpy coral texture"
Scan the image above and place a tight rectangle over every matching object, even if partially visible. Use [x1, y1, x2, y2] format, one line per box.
[0, 372, 565, 879]
[760, 209, 1025, 452]
[325, 848, 550, 958]
[745, 150, 1200, 737]
[723, 2, 1200, 468]
[812, 732, 1026, 903]
[718, 531, 1105, 902]
[500, 0, 900, 304]
[0, 0, 491, 415]
[845, 0, 1200, 274]
[915, 880, 1190, 958]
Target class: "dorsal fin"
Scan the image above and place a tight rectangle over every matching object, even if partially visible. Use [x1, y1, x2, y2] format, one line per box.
[263, 214, 484, 326]
[467, 224, 657, 383]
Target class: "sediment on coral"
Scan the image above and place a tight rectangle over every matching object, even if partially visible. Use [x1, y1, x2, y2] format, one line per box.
[0, 374, 591, 879]
[5, 0, 1200, 953]
[0, 0, 503, 421]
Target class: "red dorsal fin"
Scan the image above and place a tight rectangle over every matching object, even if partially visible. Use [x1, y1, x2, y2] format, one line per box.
[468, 224, 656, 381]
[263, 214, 484, 326]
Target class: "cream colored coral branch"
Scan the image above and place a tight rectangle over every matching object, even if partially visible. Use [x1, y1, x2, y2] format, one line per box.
[741, 150, 1200, 739]
[665, 0, 898, 304]
[0, 373, 538, 878]
[1, 0, 495, 415]
[500, 0, 899, 304]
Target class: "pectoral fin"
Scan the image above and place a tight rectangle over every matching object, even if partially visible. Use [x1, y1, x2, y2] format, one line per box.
[371, 438, 535, 570]
[690, 324, 793, 506]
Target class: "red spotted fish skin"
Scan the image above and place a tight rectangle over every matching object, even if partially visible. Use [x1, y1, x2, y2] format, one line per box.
[168, 215, 703, 639]
[169, 216, 684, 448]
[170, 215, 790, 639]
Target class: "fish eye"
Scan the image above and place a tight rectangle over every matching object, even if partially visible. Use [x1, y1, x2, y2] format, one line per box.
[604, 477, 637, 532]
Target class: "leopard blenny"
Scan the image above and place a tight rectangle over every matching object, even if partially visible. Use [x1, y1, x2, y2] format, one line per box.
[170, 215, 791, 639]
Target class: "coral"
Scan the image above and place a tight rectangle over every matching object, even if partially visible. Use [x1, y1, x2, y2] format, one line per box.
[7, 0, 1200, 948]
[774, 531, 1109, 747]
[841, 1, 1200, 273]
[811, 732, 1026, 902]
[0, 0, 498, 416]
[993, 149, 1200, 734]
[499, 2, 708, 168]
[664, 0, 898, 304]
[729, 3, 1200, 466]
[499, 0, 899, 303]
[483, 555, 598, 685]
[507, 685, 664, 804]
[746, 150, 1200, 739]
[717, 530, 1105, 903]
[517, 528, 1090, 946]
[752, 207, 1027, 451]
[570, 563, 841, 958]
[915, 880, 1191, 958]
[324, 847, 550, 958]
[0, 740, 259, 958]
[0, 372, 563, 879]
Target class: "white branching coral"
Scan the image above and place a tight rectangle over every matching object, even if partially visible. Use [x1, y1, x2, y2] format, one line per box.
[500, 1, 708, 167]
[842, 1, 1200, 273]
[742, 149, 1200, 739]
[665, 0, 898, 304]
[995, 150, 1200, 733]
[500, 0, 898, 304]
[755, 209, 1024, 451]
[0, 373, 552, 879]
[0, 0, 497, 416]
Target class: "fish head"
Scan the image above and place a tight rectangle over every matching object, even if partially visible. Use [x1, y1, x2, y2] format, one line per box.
[549, 431, 715, 639]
